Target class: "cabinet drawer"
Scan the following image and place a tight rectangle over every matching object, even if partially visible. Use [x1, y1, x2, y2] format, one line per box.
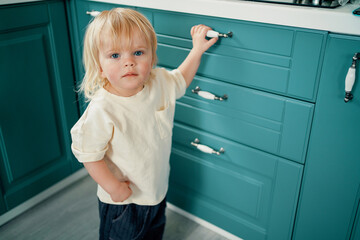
[154, 11, 326, 101]
[175, 75, 314, 163]
[169, 123, 303, 240]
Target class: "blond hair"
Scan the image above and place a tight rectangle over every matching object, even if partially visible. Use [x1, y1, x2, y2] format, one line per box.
[80, 8, 157, 101]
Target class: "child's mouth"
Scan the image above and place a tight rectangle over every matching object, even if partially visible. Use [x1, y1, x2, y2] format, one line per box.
[123, 73, 138, 78]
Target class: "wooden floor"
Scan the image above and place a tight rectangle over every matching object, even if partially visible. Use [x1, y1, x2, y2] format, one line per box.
[0, 175, 229, 240]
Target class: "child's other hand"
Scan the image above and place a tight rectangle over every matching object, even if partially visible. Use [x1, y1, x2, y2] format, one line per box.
[110, 181, 133, 202]
[191, 24, 218, 55]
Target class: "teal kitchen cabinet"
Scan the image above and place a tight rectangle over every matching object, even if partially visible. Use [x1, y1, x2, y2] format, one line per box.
[152, 9, 323, 240]
[0, 0, 80, 212]
[293, 34, 360, 240]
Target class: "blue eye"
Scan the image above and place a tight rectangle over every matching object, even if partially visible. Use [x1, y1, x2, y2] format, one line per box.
[134, 51, 143, 56]
[111, 53, 119, 59]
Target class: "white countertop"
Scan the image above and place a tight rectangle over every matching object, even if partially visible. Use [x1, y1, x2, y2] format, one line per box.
[1, 0, 359, 35]
[99, 0, 360, 35]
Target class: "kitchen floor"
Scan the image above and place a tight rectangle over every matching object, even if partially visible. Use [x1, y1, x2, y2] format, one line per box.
[0, 175, 229, 240]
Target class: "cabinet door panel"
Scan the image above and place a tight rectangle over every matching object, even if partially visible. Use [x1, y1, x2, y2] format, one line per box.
[175, 76, 313, 163]
[0, 1, 78, 211]
[294, 34, 360, 240]
[169, 123, 303, 240]
[0, 3, 49, 31]
[1, 30, 61, 181]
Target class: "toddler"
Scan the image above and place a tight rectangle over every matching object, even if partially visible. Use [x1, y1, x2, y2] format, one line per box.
[70, 8, 217, 240]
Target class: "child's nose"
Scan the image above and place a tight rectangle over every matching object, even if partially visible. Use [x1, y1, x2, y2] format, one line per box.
[124, 56, 135, 67]
[124, 61, 134, 67]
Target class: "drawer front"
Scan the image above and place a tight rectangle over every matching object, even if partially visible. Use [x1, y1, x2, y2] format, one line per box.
[154, 11, 326, 102]
[169, 123, 303, 240]
[175, 75, 314, 163]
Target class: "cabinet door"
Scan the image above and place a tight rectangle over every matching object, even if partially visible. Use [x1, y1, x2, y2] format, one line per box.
[294, 34, 360, 239]
[169, 123, 303, 240]
[0, 1, 79, 211]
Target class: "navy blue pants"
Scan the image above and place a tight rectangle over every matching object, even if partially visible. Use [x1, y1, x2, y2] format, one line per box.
[98, 198, 167, 240]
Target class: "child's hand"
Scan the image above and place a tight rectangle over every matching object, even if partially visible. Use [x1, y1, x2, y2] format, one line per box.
[178, 24, 218, 87]
[190, 24, 218, 55]
[109, 181, 133, 202]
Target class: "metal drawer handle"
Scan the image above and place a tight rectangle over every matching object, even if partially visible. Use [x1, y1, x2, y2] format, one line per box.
[191, 138, 225, 156]
[86, 10, 101, 17]
[192, 86, 228, 101]
[344, 52, 359, 103]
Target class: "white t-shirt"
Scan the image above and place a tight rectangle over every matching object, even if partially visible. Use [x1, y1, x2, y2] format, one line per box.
[71, 68, 186, 205]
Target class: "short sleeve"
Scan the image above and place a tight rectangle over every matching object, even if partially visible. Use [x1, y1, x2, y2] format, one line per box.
[155, 68, 186, 100]
[70, 102, 114, 163]
[169, 69, 186, 99]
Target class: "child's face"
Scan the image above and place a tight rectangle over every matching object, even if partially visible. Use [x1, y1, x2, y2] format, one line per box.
[99, 28, 153, 97]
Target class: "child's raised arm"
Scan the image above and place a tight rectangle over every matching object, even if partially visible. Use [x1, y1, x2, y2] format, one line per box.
[178, 25, 218, 87]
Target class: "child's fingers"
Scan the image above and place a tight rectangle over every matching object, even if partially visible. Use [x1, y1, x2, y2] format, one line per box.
[191, 25, 200, 36]
[191, 24, 217, 52]
[191, 24, 210, 36]
[191, 26, 195, 36]
[207, 36, 218, 47]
